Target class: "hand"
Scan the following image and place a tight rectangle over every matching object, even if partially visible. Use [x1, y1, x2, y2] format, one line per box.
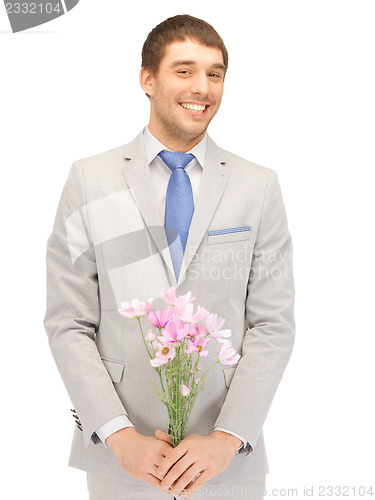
[106, 427, 174, 494]
[155, 430, 241, 498]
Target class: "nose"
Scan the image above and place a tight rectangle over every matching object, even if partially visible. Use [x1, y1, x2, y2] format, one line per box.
[189, 71, 209, 97]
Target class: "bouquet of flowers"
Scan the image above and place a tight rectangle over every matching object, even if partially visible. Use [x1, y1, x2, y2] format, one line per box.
[118, 287, 241, 448]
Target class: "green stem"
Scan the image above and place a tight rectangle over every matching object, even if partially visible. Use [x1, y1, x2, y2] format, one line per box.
[199, 359, 220, 384]
[137, 317, 153, 360]
[137, 317, 167, 403]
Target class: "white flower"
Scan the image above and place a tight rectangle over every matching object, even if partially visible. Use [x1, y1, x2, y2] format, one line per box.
[181, 384, 190, 396]
[118, 298, 153, 318]
[204, 313, 232, 341]
[146, 329, 156, 341]
[150, 339, 176, 367]
[218, 341, 241, 366]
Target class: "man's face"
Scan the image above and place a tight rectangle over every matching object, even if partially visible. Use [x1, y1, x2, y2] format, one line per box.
[141, 38, 225, 150]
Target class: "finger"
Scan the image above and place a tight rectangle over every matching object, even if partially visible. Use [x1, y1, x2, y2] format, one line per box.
[143, 472, 163, 490]
[158, 443, 188, 479]
[160, 455, 195, 493]
[144, 472, 175, 496]
[169, 464, 203, 497]
[150, 464, 163, 481]
[181, 470, 210, 498]
[155, 428, 173, 446]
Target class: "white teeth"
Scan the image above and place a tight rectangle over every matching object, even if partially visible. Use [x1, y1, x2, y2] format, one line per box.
[180, 103, 206, 113]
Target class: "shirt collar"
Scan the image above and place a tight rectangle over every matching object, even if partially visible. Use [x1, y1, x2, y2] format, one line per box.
[143, 125, 207, 168]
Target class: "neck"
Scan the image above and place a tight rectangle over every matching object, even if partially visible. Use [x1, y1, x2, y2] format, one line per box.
[148, 123, 205, 152]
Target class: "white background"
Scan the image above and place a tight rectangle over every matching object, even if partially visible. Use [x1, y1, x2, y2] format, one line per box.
[1, 1, 374, 498]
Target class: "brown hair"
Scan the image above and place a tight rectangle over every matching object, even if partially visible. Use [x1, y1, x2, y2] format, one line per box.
[141, 14, 228, 75]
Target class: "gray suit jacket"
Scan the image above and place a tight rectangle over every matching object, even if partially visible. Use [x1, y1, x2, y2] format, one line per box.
[43, 128, 295, 490]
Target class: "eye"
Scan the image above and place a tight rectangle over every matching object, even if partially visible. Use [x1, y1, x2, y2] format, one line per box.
[177, 70, 191, 76]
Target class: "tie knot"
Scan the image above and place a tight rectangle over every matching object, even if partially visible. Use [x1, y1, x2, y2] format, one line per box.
[158, 151, 195, 172]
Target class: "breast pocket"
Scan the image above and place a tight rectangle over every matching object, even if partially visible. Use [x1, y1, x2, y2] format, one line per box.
[100, 356, 125, 383]
[223, 365, 237, 388]
[207, 226, 251, 245]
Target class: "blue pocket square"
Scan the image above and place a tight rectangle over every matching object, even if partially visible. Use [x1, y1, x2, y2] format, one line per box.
[207, 226, 251, 236]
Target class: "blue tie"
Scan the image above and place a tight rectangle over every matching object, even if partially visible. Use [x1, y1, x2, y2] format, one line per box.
[158, 151, 195, 282]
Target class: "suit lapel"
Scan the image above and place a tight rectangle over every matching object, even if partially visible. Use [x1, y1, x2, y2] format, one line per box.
[178, 136, 229, 286]
[121, 130, 229, 289]
[121, 130, 178, 287]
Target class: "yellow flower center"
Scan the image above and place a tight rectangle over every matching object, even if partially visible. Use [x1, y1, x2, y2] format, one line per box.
[162, 347, 169, 355]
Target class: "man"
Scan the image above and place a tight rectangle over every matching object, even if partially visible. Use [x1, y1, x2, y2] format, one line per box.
[44, 14, 295, 500]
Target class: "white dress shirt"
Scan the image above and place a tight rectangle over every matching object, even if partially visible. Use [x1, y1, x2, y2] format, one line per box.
[95, 126, 249, 453]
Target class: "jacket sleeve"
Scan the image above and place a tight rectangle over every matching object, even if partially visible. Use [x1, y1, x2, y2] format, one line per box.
[43, 161, 128, 446]
[213, 170, 295, 452]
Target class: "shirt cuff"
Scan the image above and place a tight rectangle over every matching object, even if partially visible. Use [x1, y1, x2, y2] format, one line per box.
[95, 414, 134, 447]
[213, 426, 248, 451]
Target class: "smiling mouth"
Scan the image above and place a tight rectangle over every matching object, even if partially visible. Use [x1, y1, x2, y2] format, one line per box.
[179, 102, 209, 114]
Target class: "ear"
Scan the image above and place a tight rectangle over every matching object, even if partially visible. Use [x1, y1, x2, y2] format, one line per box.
[139, 67, 155, 98]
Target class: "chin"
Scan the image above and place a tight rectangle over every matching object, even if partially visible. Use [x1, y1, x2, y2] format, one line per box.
[182, 122, 208, 138]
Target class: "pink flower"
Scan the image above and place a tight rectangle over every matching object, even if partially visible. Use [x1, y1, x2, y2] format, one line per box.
[175, 302, 208, 323]
[218, 341, 241, 366]
[160, 287, 196, 307]
[176, 291, 196, 306]
[150, 337, 176, 367]
[118, 298, 153, 318]
[147, 306, 174, 328]
[181, 384, 190, 396]
[163, 316, 191, 343]
[204, 313, 232, 342]
[205, 312, 224, 331]
[160, 287, 178, 306]
[185, 335, 210, 357]
[192, 323, 207, 340]
[183, 322, 204, 341]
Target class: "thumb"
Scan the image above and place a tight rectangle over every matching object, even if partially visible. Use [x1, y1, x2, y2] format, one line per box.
[154, 428, 173, 446]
